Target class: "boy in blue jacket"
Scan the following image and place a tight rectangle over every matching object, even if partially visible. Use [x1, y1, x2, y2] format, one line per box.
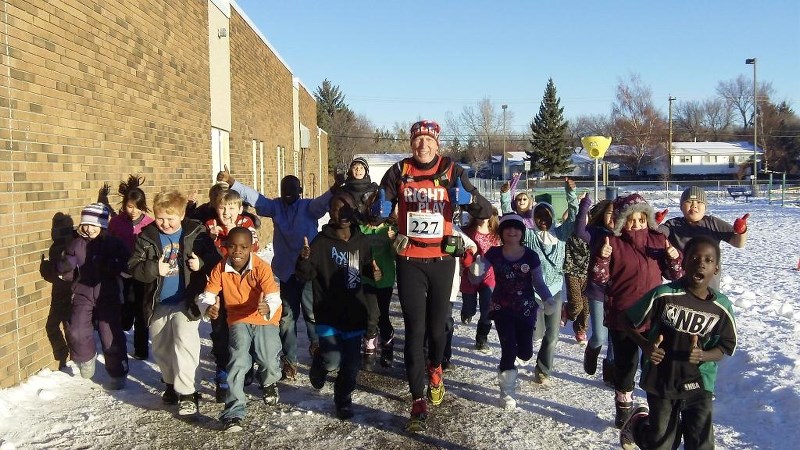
[217, 166, 334, 380]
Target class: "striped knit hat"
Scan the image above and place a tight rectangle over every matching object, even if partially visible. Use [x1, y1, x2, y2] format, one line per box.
[79, 202, 109, 229]
[410, 120, 441, 142]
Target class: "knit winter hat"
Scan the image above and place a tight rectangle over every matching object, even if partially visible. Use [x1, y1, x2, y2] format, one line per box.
[498, 213, 526, 234]
[611, 193, 656, 236]
[680, 186, 707, 204]
[410, 120, 441, 142]
[79, 202, 109, 229]
[349, 157, 369, 174]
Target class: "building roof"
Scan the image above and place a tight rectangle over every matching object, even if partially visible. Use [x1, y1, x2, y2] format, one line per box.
[353, 153, 410, 165]
[670, 141, 762, 155]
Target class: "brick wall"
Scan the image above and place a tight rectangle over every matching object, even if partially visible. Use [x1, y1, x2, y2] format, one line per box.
[0, 0, 213, 387]
[228, 9, 295, 244]
[0, 0, 326, 387]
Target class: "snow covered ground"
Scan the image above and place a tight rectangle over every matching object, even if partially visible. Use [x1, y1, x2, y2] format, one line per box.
[1, 191, 798, 449]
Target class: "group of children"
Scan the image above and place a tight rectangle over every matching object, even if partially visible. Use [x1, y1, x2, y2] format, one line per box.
[56, 162, 747, 447]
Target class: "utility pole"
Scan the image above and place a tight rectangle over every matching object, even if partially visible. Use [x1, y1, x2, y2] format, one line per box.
[746, 58, 757, 193]
[502, 104, 508, 182]
[668, 96, 676, 185]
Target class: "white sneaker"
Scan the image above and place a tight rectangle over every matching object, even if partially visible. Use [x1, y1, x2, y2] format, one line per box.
[77, 354, 96, 379]
[178, 393, 200, 416]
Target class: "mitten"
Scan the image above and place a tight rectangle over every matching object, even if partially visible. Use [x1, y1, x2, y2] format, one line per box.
[733, 213, 750, 234]
[461, 249, 475, 269]
[655, 208, 668, 224]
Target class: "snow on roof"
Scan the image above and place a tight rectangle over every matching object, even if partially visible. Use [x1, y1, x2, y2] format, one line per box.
[353, 153, 410, 165]
[670, 141, 762, 155]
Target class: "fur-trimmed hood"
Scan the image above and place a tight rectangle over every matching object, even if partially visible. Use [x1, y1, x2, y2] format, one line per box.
[611, 193, 657, 236]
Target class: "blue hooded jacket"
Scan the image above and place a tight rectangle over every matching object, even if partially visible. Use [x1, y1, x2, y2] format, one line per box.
[522, 189, 577, 296]
[232, 181, 332, 283]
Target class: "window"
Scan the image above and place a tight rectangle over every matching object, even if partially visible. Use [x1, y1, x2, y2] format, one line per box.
[729, 156, 735, 168]
[210, 128, 230, 182]
[703, 156, 711, 163]
[679, 155, 691, 163]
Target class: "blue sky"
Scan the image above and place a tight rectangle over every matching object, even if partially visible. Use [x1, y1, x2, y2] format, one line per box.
[233, 0, 799, 134]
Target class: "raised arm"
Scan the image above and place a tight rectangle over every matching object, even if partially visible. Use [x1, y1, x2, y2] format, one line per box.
[575, 194, 592, 243]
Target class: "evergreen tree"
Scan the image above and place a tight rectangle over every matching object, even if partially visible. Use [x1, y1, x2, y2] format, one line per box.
[527, 78, 573, 177]
[314, 79, 348, 131]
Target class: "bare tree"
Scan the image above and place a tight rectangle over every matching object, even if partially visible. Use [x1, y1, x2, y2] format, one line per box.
[610, 73, 667, 176]
[328, 111, 376, 173]
[716, 75, 774, 129]
[445, 98, 513, 172]
[674, 100, 703, 141]
[701, 98, 734, 141]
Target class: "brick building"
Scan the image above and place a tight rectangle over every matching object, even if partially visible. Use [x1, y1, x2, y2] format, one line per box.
[0, 0, 327, 387]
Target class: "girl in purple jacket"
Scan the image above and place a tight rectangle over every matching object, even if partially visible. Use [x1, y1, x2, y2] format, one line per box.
[57, 203, 130, 389]
[590, 193, 683, 429]
[107, 175, 153, 360]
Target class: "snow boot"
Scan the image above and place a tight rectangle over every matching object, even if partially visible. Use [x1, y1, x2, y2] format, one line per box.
[262, 383, 279, 406]
[405, 398, 428, 432]
[77, 354, 97, 379]
[614, 390, 634, 428]
[584, 344, 601, 375]
[620, 405, 649, 450]
[497, 369, 518, 409]
[475, 334, 490, 353]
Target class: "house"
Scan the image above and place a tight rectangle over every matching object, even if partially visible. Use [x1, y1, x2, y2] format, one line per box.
[488, 150, 621, 180]
[352, 153, 409, 183]
[666, 141, 762, 177]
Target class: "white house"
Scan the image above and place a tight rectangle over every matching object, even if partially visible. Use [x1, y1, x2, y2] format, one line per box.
[666, 141, 762, 176]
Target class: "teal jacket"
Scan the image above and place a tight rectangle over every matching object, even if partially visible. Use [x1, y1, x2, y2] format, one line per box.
[500, 188, 577, 297]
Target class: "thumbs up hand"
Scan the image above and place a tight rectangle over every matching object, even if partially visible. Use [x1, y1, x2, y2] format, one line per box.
[258, 293, 270, 318]
[300, 237, 311, 260]
[372, 260, 383, 282]
[646, 334, 666, 365]
[600, 236, 613, 258]
[733, 213, 750, 234]
[688, 335, 704, 364]
[217, 164, 235, 185]
[187, 252, 200, 272]
[158, 256, 171, 277]
[665, 239, 679, 260]
[207, 297, 221, 320]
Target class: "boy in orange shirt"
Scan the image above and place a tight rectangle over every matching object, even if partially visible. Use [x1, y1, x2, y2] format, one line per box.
[204, 189, 260, 401]
[203, 227, 282, 433]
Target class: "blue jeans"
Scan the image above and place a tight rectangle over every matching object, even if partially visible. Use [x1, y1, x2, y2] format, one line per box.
[279, 275, 318, 364]
[220, 323, 281, 421]
[588, 297, 609, 351]
[461, 284, 494, 338]
[317, 331, 362, 407]
[534, 291, 563, 376]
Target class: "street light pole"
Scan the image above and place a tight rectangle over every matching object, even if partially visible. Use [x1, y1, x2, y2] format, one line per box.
[502, 104, 508, 182]
[746, 58, 757, 191]
[668, 96, 676, 186]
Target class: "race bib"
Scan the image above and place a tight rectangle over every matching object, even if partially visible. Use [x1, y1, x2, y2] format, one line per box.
[406, 211, 444, 239]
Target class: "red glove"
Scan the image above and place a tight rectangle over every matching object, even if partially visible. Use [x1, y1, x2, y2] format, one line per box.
[655, 208, 668, 224]
[461, 249, 475, 268]
[733, 213, 750, 234]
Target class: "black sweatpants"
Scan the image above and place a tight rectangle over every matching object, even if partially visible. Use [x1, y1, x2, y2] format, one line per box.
[609, 329, 642, 392]
[635, 391, 714, 450]
[364, 285, 394, 341]
[396, 256, 455, 399]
